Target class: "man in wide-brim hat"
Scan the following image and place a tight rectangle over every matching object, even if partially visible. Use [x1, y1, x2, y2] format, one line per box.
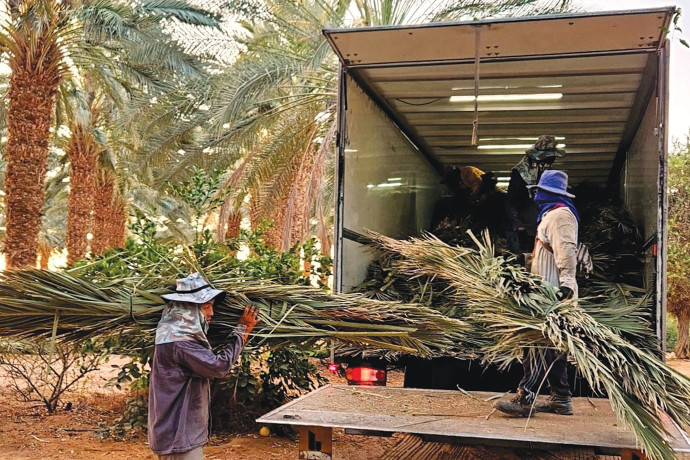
[505, 135, 566, 255]
[495, 170, 579, 418]
[148, 273, 258, 459]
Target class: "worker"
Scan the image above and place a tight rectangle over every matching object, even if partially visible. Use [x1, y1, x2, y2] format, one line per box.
[505, 135, 566, 255]
[459, 166, 485, 195]
[148, 272, 259, 459]
[494, 170, 578, 417]
[432, 165, 503, 230]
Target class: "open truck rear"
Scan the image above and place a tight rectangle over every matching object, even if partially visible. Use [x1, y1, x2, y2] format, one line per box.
[259, 8, 686, 459]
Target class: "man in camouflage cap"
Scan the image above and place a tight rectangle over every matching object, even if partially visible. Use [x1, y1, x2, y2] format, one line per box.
[524, 135, 566, 162]
[148, 273, 258, 459]
[505, 135, 566, 256]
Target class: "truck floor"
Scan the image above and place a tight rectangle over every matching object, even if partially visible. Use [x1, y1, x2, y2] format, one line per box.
[258, 385, 690, 457]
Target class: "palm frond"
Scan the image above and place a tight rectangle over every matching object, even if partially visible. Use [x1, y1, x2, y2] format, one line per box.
[0, 269, 472, 359]
[367, 231, 688, 460]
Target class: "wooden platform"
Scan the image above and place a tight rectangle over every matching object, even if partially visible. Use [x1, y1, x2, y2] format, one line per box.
[257, 385, 690, 457]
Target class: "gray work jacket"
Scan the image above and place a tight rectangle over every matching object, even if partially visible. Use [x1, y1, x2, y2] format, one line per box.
[148, 326, 245, 455]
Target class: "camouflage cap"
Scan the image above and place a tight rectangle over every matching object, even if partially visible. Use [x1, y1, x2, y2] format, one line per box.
[524, 135, 566, 161]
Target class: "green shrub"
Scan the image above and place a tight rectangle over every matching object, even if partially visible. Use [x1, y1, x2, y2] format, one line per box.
[667, 314, 679, 351]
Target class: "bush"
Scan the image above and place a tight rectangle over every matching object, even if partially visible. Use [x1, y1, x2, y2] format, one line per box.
[0, 338, 111, 413]
[210, 345, 327, 433]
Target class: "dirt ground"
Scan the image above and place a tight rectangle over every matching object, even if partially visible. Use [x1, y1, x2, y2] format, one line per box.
[0, 358, 686, 460]
[0, 358, 404, 460]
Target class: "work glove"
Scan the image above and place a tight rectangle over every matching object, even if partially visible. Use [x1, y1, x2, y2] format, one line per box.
[557, 286, 574, 301]
[514, 253, 526, 266]
[237, 305, 259, 342]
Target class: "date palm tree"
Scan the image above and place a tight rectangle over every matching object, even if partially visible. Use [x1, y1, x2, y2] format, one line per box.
[0, 0, 218, 268]
[65, 89, 105, 264]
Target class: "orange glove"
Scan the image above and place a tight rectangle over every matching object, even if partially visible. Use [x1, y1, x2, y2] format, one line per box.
[237, 305, 259, 342]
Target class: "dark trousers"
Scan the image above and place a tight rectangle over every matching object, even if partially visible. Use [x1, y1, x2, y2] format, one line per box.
[519, 349, 570, 402]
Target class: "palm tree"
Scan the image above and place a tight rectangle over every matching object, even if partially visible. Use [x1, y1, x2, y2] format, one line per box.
[0, 0, 219, 268]
[91, 169, 118, 256]
[64, 88, 105, 264]
[0, 151, 69, 269]
[130, 0, 574, 253]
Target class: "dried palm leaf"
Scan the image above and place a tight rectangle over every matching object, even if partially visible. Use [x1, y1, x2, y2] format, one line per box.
[368, 231, 688, 460]
[0, 270, 472, 358]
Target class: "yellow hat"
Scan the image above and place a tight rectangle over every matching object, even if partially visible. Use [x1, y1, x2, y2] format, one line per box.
[459, 166, 485, 194]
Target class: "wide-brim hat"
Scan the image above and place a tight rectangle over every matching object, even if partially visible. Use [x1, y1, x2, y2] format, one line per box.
[161, 272, 226, 304]
[527, 170, 575, 198]
[525, 135, 566, 161]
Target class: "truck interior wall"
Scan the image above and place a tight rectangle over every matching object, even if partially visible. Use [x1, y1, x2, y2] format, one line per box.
[621, 95, 659, 291]
[340, 76, 442, 292]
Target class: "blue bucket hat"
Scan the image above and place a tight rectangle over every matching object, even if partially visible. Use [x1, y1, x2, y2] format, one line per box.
[526, 170, 575, 198]
[161, 272, 226, 305]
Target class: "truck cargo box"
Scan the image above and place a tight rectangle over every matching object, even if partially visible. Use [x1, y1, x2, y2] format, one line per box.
[326, 7, 673, 351]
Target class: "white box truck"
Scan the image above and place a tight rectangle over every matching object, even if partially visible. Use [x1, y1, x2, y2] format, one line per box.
[327, 7, 672, 346]
[259, 8, 685, 459]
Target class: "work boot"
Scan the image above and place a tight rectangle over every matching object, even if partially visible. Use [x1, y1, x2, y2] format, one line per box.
[492, 389, 536, 417]
[534, 393, 573, 415]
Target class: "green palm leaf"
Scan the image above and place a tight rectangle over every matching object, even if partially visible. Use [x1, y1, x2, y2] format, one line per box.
[367, 231, 688, 460]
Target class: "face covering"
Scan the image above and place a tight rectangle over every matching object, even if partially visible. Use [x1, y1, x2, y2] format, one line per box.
[155, 301, 211, 348]
[513, 157, 540, 185]
[534, 189, 579, 223]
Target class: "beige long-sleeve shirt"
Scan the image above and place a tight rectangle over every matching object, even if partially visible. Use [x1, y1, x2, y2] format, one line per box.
[531, 207, 578, 298]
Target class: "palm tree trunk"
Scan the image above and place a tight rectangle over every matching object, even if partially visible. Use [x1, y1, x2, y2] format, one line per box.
[92, 174, 115, 256]
[225, 211, 242, 240]
[38, 244, 52, 270]
[249, 192, 263, 232]
[225, 210, 242, 257]
[92, 174, 126, 254]
[109, 195, 127, 249]
[286, 148, 315, 247]
[4, 41, 61, 268]
[265, 191, 288, 250]
[66, 125, 99, 265]
[675, 308, 690, 359]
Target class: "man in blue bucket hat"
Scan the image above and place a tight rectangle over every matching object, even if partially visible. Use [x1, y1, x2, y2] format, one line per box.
[494, 170, 579, 417]
[148, 273, 259, 459]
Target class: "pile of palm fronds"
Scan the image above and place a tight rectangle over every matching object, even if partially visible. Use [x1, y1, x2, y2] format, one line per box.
[576, 195, 646, 289]
[429, 181, 646, 290]
[365, 231, 686, 460]
[0, 269, 471, 357]
[0, 232, 686, 458]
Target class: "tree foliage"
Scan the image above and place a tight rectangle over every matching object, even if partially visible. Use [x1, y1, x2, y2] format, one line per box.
[668, 134, 690, 357]
[128, 0, 575, 252]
